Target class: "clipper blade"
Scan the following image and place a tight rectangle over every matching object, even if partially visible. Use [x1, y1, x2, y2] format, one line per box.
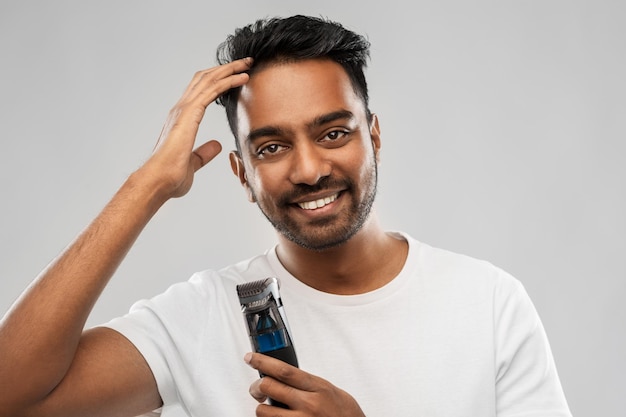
[237, 277, 280, 308]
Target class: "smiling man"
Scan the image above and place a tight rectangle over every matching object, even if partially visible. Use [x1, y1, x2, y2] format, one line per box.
[0, 16, 571, 417]
[233, 59, 381, 253]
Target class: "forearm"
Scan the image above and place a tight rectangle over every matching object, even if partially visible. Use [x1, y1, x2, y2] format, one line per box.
[0, 170, 167, 409]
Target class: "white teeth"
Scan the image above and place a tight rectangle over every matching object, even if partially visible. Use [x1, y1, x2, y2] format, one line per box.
[298, 193, 338, 210]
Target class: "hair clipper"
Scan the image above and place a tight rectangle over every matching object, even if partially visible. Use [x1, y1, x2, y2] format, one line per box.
[237, 277, 298, 408]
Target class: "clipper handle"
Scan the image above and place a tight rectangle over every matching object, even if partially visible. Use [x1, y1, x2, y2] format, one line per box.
[250, 310, 298, 409]
[262, 345, 298, 368]
[261, 345, 298, 408]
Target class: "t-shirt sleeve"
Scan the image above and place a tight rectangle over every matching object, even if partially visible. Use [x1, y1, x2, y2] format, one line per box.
[105, 301, 179, 412]
[102, 271, 228, 414]
[493, 276, 572, 417]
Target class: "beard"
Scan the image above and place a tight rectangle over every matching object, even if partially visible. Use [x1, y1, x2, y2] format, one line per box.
[251, 159, 378, 251]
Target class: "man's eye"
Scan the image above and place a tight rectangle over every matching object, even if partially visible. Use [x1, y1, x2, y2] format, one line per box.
[258, 143, 283, 156]
[325, 130, 348, 141]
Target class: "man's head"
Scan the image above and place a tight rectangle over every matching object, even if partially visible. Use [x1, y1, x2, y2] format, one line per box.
[220, 16, 380, 251]
[216, 15, 371, 148]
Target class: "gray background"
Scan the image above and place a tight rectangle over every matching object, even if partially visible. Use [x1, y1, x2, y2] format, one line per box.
[1, 1, 624, 416]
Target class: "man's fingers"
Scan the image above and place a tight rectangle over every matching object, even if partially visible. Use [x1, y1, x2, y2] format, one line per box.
[248, 378, 268, 403]
[192, 56, 253, 80]
[161, 57, 252, 147]
[192, 140, 222, 171]
[245, 352, 315, 391]
[250, 376, 299, 409]
[245, 353, 365, 416]
[182, 57, 253, 106]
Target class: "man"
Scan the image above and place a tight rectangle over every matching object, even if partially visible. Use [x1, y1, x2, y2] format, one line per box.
[0, 15, 571, 417]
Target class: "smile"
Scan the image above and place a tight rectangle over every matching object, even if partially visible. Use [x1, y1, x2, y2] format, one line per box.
[297, 193, 339, 210]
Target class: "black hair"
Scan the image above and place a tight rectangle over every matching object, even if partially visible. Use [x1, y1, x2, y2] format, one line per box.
[216, 15, 371, 146]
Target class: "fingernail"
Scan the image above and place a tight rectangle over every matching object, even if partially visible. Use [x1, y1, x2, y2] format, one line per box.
[244, 352, 253, 364]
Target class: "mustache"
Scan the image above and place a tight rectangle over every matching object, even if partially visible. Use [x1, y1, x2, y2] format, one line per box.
[278, 176, 352, 206]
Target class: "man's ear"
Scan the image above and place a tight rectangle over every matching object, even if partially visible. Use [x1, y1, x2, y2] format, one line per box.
[370, 113, 382, 163]
[229, 151, 256, 203]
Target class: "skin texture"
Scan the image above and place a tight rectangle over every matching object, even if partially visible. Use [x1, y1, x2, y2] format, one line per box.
[0, 57, 408, 417]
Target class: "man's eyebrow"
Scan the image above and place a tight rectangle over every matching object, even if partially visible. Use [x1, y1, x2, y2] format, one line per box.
[246, 126, 285, 143]
[307, 110, 355, 129]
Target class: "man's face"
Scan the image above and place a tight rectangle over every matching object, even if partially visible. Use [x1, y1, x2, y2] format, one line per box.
[230, 59, 381, 251]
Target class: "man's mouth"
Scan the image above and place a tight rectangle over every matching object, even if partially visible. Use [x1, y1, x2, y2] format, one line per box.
[297, 193, 339, 210]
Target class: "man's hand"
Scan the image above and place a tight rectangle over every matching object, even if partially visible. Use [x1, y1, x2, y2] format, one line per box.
[138, 57, 252, 201]
[245, 352, 366, 417]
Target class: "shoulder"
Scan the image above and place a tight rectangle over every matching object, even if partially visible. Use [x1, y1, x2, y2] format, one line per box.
[194, 250, 276, 288]
[399, 232, 522, 299]
[166, 250, 277, 300]
[122, 250, 277, 318]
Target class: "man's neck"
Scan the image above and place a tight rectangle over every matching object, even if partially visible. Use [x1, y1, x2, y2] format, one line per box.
[275, 216, 408, 295]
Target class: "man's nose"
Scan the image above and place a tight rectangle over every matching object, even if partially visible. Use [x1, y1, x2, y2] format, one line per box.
[288, 141, 332, 185]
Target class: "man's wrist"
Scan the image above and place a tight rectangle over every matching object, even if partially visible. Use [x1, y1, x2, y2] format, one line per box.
[122, 168, 173, 215]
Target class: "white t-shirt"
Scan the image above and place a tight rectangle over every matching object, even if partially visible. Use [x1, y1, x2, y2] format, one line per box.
[105, 233, 571, 416]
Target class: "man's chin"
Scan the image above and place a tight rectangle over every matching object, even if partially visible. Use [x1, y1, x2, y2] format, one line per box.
[279, 225, 361, 252]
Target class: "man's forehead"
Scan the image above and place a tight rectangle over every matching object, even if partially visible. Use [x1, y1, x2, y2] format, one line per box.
[237, 60, 361, 115]
[242, 59, 348, 92]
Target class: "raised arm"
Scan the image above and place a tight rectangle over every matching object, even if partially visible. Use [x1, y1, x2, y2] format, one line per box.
[0, 58, 252, 417]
